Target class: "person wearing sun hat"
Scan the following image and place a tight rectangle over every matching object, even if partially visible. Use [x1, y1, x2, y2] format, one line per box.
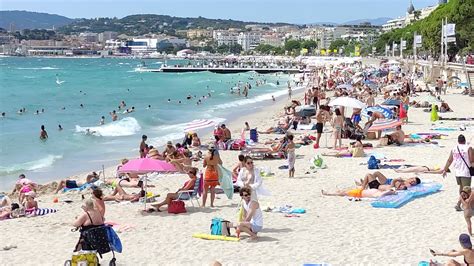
[23, 191, 38, 214]
[430, 234, 474, 264]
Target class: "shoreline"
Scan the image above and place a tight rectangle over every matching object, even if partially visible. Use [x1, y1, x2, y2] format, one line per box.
[0, 75, 304, 193]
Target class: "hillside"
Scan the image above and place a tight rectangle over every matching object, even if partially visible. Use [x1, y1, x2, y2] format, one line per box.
[59, 14, 294, 36]
[343, 17, 391, 26]
[0, 10, 74, 30]
[375, 0, 473, 57]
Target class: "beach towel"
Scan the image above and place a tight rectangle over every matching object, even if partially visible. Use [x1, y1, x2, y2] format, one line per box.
[217, 165, 233, 200]
[297, 124, 317, 130]
[63, 183, 91, 192]
[32, 208, 58, 216]
[106, 226, 122, 253]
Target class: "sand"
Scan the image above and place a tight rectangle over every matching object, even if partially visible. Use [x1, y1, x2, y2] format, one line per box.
[1, 81, 473, 266]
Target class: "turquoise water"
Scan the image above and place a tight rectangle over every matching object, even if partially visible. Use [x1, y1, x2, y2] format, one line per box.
[0, 57, 292, 190]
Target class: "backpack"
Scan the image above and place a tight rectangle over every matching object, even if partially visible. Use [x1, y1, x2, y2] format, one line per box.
[81, 226, 111, 257]
[367, 155, 380, 169]
[210, 218, 230, 236]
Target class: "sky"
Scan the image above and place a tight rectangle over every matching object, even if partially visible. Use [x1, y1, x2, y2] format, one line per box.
[1, 0, 438, 24]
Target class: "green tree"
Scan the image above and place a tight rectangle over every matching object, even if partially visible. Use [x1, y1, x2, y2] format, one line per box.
[328, 39, 348, 52]
[301, 40, 318, 51]
[284, 39, 301, 53]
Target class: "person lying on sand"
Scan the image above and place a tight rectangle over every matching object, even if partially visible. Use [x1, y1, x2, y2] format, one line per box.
[460, 187, 474, 236]
[355, 171, 420, 191]
[321, 187, 396, 198]
[167, 151, 192, 173]
[430, 234, 474, 265]
[54, 172, 100, 194]
[103, 181, 142, 203]
[247, 136, 288, 153]
[145, 168, 197, 213]
[258, 117, 290, 134]
[394, 166, 444, 174]
[322, 135, 364, 157]
[379, 125, 405, 146]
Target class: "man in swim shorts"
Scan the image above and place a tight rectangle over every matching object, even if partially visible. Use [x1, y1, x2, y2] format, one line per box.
[54, 172, 100, 194]
[314, 105, 330, 149]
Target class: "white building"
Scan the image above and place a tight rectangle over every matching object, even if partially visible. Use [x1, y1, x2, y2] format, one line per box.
[382, 17, 406, 32]
[213, 31, 239, 46]
[104, 39, 123, 51]
[126, 38, 158, 54]
[238, 32, 261, 51]
[79, 32, 98, 43]
[260, 34, 284, 47]
[98, 31, 118, 43]
[382, 1, 440, 32]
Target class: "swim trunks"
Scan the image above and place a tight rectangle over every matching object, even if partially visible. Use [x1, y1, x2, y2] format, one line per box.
[65, 180, 78, 189]
[347, 188, 363, 198]
[368, 180, 381, 189]
[352, 114, 361, 124]
[204, 167, 219, 188]
[315, 123, 323, 134]
[385, 178, 393, 185]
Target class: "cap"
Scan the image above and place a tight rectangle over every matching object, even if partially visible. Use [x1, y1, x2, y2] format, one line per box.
[167, 141, 173, 145]
[460, 234, 472, 249]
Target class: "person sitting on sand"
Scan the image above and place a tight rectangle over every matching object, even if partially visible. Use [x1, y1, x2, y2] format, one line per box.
[221, 124, 232, 142]
[321, 187, 396, 198]
[191, 132, 201, 147]
[73, 199, 104, 251]
[380, 125, 405, 146]
[54, 172, 100, 194]
[167, 151, 192, 173]
[163, 141, 177, 159]
[461, 186, 474, 236]
[103, 181, 142, 202]
[146, 168, 198, 212]
[259, 117, 290, 134]
[394, 165, 444, 174]
[92, 188, 105, 218]
[0, 203, 20, 220]
[147, 146, 164, 160]
[23, 191, 38, 215]
[11, 174, 38, 203]
[322, 135, 365, 158]
[356, 171, 420, 191]
[430, 234, 474, 265]
[228, 187, 263, 241]
[232, 155, 246, 183]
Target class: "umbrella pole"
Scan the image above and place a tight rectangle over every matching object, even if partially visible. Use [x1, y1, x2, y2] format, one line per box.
[144, 174, 148, 211]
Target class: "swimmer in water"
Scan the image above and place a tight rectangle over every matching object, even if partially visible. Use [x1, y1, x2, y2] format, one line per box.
[110, 110, 118, 121]
[178, 101, 182, 104]
[167, 99, 171, 103]
[40, 125, 48, 140]
[99, 116, 105, 125]
[58, 124, 63, 131]
[35, 110, 39, 115]
[41, 108, 44, 113]
[18, 109, 23, 115]
[1, 112, 5, 118]
[85, 128, 96, 135]
[80, 104, 84, 108]
[61, 107, 66, 110]
[146, 105, 151, 109]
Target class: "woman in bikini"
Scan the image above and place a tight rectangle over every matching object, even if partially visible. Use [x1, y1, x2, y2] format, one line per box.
[202, 145, 222, 207]
[394, 166, 444, 174]
[331, 108, 344, 149]
[232, 155, 246, 183]
[431, 234, 474, 265]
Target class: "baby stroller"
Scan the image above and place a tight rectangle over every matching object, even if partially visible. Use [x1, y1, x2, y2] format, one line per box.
[64, 225, 121, 266]
[343, 118, 365, 140]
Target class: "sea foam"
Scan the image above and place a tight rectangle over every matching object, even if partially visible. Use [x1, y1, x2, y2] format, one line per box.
[75, 117, 141, 137]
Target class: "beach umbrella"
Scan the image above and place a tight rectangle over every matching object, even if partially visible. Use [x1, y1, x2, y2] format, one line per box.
[336, 84, 353, 90]
[367, 119, 402, 132]
[184, 119, 217, 133]
[448, 76, 461, 82]
[328, 97, 366, 109]
[362, 106, 393, 118]
[118, 158, 178, 210]
[382, 99, 402, 106]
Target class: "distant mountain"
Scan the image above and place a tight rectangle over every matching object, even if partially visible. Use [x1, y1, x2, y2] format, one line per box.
[0, 10, 75, 30]
[342, 17, 392, 26]
[306, 22, 338, 26]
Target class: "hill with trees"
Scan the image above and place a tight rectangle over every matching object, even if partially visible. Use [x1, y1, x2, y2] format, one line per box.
[59, 14, 294, 36]
[0, 11, 74, 30]
[374, 0, 473, 59]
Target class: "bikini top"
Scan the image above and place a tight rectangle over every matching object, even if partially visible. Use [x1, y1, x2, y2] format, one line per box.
[80, 211, 103, 232]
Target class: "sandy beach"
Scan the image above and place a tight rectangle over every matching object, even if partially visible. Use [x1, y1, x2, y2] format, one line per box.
[1, 69, 473, 266]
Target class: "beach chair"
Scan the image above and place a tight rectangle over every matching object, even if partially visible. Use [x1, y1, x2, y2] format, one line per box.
[175, 176, 201, 207]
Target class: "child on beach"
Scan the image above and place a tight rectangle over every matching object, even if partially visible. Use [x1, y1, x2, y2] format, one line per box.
[23, 191, 38, 214]
[331, 108, 344, 149]
[460, 186, 474, 236]
[285, 134, 296, 178]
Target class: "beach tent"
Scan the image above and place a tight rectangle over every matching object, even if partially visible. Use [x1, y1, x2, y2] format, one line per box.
[118, 158, 178, 210]
[362, 106, 393, 118]
[328, 97, 366, 109]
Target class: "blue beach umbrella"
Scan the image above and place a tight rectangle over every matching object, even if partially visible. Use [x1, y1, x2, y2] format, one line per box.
[382, 99, 402, 106]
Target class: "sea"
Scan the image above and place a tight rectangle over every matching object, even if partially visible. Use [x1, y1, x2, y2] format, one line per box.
[0, 57, 298, 190]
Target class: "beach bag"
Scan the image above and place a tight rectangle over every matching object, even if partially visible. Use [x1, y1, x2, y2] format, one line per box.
[81, 226, 111, 256]
[313, 155, 324, 168]
[210, 217, 230, 236]
[71, 250, 99, 266]
[168, 200, 186, 214]
[367, 155, 380, 169]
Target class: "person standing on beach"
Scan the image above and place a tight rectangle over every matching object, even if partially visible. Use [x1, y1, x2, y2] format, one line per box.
[331, 108, 344, 149]
[40, 125, 48, 140]
[202, 144, 222, 207]
[314, 105, 330, 149]
[139, 135, 148, 158]
[286, 134, 296, 177]
[288, 86, 292, 100]
[443, 134, 474, 211]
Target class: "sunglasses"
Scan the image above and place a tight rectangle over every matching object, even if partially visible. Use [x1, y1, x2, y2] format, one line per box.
[241, 194, 250, 197]
[246, 161, 253, 165]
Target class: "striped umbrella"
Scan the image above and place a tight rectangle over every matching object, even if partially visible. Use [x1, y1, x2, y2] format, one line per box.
[367, 119, 402, 132]
[362, 106, 393, 118]
[184, 119, 217, 132]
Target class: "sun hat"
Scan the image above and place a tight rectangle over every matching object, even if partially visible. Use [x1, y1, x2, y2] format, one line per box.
[25, 191, 36, 198]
